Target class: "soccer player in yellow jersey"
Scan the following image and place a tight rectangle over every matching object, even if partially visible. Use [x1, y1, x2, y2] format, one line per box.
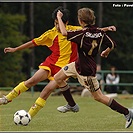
[1, 6, 81, 117]
[0, 6, 116, 121]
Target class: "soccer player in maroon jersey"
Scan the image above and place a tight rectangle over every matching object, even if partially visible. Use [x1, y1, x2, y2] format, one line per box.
[54, 8, 133, 128]
[0, 6, 116, 122]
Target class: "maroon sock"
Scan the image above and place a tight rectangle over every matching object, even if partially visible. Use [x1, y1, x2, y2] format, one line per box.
[62, 88, 76, 107]
[109, 99, 129, 115]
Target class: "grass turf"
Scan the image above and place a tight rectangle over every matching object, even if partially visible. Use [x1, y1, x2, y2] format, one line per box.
[0, 91, 133, 131]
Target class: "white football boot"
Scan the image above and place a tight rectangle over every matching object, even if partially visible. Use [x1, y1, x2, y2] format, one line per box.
[57, 104, 79, 113]
[125, 109, 133, 128]
[0, 95, 8, 105]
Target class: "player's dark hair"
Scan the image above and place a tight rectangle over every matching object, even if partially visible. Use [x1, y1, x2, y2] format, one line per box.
[52, 6, 70, 23]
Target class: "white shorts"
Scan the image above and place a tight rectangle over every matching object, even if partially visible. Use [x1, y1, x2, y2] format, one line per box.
[62, 62, 99, 92]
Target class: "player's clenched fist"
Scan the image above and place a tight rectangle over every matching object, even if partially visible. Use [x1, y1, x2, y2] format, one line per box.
[4, 47, 16, 53]
[57, 10, 63, 18]
[108, 26, 116, 31]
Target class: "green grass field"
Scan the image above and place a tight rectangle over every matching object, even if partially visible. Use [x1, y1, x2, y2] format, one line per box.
[0, 91, 133, 132]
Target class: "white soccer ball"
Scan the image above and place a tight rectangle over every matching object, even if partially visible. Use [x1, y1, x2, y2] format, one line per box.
[13, 110, 31, 126]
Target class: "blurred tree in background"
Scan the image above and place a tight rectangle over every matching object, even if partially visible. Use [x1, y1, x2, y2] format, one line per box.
[0, 12, 28, 86]
[102, 2, 133, 71]
[0, 2, 133, 89]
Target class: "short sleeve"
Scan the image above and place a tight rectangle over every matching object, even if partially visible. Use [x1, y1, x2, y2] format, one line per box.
[33, 30, 54, 47]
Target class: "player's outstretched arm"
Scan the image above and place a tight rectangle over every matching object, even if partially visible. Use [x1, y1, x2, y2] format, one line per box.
[99, 26, 116, 32]
[4, 41, 34, 53]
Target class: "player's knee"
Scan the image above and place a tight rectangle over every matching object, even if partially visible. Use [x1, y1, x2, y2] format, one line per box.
[54, 75, 62, 85]
[91, 88, 104, 102]
[93, 95, 103, 102]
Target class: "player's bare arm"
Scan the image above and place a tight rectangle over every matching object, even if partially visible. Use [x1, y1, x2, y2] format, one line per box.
[4, 41, 34, 53]
[57, 10, 68, 36]
[101, 47, 112, 58]
[99, 26, 116, 32]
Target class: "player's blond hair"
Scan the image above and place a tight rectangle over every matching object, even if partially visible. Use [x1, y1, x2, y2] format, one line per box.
[78, 8, 96, 25]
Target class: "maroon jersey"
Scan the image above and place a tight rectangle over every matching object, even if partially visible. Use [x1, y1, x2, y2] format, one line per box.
[67, 25, 116, 76]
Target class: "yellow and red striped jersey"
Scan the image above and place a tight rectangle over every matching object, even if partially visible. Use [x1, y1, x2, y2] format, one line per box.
[32, 25, 82, 68]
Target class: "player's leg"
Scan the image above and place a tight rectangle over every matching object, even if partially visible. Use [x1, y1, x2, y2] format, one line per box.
[54, 63, 79, 113]
[55, 69, 77, 106]
[73, 73, 133, 128]
[0, 68, 49, 105]
[28, 80, 58, 118]
[91, 89, 133, 128]
[85, 76, 133, 128]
